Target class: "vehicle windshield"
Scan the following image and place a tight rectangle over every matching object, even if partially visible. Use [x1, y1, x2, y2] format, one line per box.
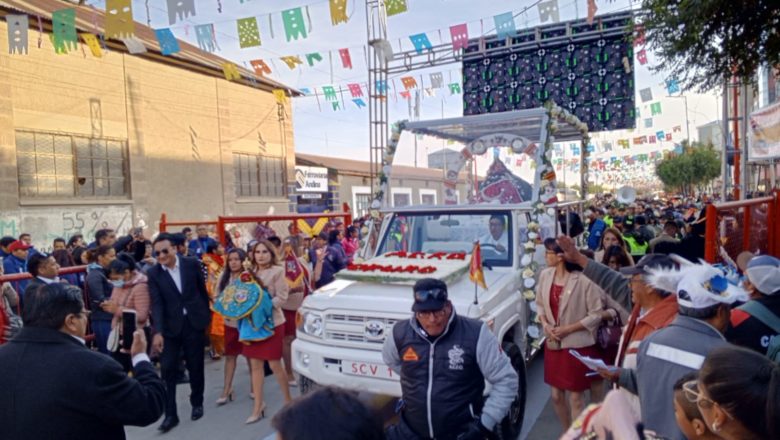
[376, 211, 515, 267]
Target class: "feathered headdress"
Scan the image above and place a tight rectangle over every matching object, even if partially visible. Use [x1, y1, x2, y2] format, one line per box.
[644, 255, 748, 309]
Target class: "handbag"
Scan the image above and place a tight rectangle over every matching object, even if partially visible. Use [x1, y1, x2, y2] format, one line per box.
[597, 308, 623, 350]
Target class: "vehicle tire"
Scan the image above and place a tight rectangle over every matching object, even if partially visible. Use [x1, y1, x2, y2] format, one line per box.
[494, 341, 527, 440]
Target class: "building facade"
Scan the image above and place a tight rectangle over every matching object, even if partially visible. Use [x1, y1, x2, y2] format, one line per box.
[295, 153, 471, 219]
[0, 1, 296, 250]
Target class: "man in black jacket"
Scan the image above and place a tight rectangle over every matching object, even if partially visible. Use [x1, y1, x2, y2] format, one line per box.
[383, 279, 519, 440]
[0, 283, 165, 440]
[148, 234, 211, 432]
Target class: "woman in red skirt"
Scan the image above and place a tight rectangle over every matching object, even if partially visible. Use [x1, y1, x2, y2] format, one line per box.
[245, 240, 292, 424]
[535, 238, 606, 431]
[214, 248, 248, 406]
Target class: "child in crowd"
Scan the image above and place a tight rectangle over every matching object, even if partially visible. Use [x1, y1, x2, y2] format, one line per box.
[673, 373, 719, 440]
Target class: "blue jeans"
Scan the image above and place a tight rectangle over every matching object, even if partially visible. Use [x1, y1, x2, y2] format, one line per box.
[91, 320, 112, 354]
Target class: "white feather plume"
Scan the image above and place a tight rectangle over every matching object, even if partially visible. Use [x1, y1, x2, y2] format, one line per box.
[644, 255, 718, 295]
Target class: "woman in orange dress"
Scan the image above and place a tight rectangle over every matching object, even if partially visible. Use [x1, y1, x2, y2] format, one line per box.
[202, 243, 225, 359]
[244, 240, 292, 424]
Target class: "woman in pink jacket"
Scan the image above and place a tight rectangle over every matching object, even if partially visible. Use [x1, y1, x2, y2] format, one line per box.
[102, 252, 151, 372]
[341, 225, 359, 264]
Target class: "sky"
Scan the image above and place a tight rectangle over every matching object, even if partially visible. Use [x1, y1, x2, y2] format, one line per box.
[86, 0, 721, 180]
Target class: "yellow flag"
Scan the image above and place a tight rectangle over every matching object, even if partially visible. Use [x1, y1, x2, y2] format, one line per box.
[222, 63, 241, 81]
[273, 89, 288, 105]
[329, 0, 349, 25]
[280, 56, 303, 69]
[80, 34, 102, 58]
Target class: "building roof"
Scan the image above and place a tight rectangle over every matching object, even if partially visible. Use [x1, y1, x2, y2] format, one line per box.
[427, 148, 461, 158]
[296, 152, 473, 182]
[0, 0, 297, 94]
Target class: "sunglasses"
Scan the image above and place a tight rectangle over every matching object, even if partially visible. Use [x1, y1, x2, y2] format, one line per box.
[154, 248, 171, 257]
[416, 308, 448, 319]
[682, 380, 721, 413]
[414, 288, 447, 302]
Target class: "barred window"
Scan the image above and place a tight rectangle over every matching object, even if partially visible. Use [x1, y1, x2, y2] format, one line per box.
[233, 153, 286, 198]
[15, 131, 128, 198]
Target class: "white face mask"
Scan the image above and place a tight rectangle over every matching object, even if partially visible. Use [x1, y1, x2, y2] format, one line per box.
[110, 280, 125, 288]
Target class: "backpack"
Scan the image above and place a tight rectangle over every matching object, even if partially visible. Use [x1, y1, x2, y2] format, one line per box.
[738, 301, 780, 362]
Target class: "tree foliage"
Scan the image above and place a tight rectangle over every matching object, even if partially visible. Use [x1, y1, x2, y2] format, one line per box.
[640, 0, 780, 91]
[655, 142, 721, 195]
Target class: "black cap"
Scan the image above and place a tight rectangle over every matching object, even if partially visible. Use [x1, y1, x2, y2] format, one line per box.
[412, 278, 448, 312]
[620, 253, 676, 275]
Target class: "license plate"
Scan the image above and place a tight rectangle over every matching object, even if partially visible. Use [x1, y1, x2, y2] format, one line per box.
[344, 361, 396, 379]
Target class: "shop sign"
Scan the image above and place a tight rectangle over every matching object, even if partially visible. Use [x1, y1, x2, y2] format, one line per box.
[295, 166, 328, 192]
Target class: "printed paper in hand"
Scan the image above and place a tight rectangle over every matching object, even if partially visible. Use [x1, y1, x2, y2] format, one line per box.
[569, 349, 619, 373]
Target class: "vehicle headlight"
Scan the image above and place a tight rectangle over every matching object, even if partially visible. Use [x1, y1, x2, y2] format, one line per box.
[300, 311, 324, 337]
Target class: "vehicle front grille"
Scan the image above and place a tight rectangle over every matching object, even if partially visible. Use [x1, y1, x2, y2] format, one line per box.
[324, 313, 399, 346]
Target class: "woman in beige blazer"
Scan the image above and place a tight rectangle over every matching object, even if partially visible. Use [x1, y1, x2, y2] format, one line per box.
[535, 238, 606, 430]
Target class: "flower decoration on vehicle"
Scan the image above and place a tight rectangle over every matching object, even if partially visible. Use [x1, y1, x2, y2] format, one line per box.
[521, 101, 591, 356]
[346, 263, 437, 274]
[385, 251, 467, 260]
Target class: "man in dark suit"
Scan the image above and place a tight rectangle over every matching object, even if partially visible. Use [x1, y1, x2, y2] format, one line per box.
[148, 234, 211, 432]
[0, 283, 165, 440]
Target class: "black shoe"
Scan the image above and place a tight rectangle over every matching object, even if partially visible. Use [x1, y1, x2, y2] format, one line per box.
[191, 406, 204, 421]
[176, 372, 189, 384]
[158, 416, 179, 433]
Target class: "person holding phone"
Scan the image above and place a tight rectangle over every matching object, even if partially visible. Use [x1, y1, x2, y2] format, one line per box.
[103, 253, 151, 372]
[84, 245, 117, 354]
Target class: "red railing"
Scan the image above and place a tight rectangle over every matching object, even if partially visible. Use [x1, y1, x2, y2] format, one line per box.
[158, 214, 217, 233]
[704, 190, 780, 263]
[1, 265, 94, 342]
[159, 203, 353, 246]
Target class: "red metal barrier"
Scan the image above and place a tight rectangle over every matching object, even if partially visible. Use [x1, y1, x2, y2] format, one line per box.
[160, 203, 353, 246]
[159, 213, 218, 233]
[704, 194, 778, 264]
[1, 265, 94, 342]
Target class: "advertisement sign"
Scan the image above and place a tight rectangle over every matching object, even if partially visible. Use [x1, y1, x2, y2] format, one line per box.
[295, 166, 328, 192]
[749, 100, 780, 161]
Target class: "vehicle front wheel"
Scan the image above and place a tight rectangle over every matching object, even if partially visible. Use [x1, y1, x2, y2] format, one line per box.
[494, 341, 527, 440]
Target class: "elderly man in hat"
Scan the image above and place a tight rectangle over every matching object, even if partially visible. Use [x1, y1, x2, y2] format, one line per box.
[383, 278, 518, 440]
[601, 260, 748, 440]
[727, 255, 780, 356]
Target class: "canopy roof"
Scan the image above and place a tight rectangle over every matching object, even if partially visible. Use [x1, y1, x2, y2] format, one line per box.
[403, 108, 584, 144]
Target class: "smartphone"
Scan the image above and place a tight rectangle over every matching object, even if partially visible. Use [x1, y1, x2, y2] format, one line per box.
[122, 310, 137, 350]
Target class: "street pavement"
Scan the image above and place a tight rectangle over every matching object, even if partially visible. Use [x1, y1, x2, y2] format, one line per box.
[127, 353, 561, 440]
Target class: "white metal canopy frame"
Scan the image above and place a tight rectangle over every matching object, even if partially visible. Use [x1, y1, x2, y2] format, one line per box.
[371, 105, 590, 209]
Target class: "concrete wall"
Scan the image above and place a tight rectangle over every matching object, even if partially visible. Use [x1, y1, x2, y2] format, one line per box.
[336, 174, 468, 218]
[0, 21, 294, 249]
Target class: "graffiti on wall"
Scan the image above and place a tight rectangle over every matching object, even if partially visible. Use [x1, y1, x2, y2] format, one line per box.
[0, 206, 138, 252]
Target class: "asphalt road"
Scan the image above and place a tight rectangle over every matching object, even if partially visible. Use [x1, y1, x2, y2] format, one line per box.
[126, 353, 560, 440]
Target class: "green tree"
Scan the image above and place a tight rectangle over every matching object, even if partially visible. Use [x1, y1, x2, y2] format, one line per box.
[640, 0, 780, 91]
[655, 142, 721, 195]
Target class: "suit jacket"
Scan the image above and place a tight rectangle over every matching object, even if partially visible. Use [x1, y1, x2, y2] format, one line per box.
[535, 267, 605, 349]
[0, 327, 165, 440]
[148, 256, 211, 337]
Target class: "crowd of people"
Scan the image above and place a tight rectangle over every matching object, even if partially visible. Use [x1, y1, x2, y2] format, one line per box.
[541, 193, 780, 440]
[0, 217, 362, 438]
[1, 195, 779, 440]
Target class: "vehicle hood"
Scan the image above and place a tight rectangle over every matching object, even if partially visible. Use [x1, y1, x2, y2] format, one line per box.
[301, 269, 515, 319]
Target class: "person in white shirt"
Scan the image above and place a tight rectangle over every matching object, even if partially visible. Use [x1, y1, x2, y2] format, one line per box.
[479, 215, 508, 253]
